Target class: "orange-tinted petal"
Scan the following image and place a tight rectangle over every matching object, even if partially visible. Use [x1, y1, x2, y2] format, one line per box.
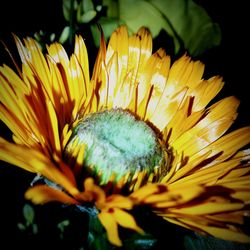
[98, 211, 122, 246]
[25, 185, 79, 205]
[113, 208, 144, 233]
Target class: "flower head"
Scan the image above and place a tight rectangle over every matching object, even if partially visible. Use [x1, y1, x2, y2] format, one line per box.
[0, 26, 250, 246]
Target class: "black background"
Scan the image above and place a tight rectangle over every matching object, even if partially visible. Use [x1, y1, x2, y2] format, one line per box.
[0, 1, 250, 249]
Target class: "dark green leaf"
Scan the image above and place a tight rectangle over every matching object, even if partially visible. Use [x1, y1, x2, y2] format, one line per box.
[103, 0, 119, 18]
[123, 232, 157, 250]
[103, 0, 221, 56]
[184, 233, 250, 250]
[32, 224, 38, 234]
[90, 17, 123, 47]
[83, 0, 94, 12]
[62, 0, 72, 22]
[23, 204, 35, 226]
[17, 223, 26, 231]
[77, 10, 97, 24]
[119, 0, 175, 38]
[59, 26, 70, 44]
[149, 0, 221, 55]
[87, 214, 116, 250]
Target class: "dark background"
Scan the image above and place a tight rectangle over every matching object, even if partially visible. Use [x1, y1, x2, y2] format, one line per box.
[0, 1, 249, 249]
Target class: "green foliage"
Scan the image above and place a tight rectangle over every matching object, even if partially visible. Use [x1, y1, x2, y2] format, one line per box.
[148, 0, 221, 55]
[94, 0, 221, 56]
[17, 203, 38, 235]
[88, 214, 116, 250]
[77, 0, 97, 23]
[57, 0, 221, 57]
[57, 219, 70, 239]
[23, 203, 35, 225]
[184, 233, 250, 250]
[123, 232, 157, 250]
[59, 26, 71, 44]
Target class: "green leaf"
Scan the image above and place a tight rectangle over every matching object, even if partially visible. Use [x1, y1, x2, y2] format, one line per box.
[17, 223, 26, 231]
[50, 33, 56, 42]
[59, 26, 70, 44]
[103, 0, 221, 56]
[57, 219, 70, 240]
[119, 0, 176, 38]
[184, 233, 250, 250]
[123, 232, 157, 250]
[87, 214, 116, 250]
[32, 224, 38, 234]
[148, 0, 221, 56]
[57, 219, 70, 230]
[77, 10, 97, 24]
[90, 17, 123, 47]
[23, 204, 35, 226]
[103, 0, 119, 18]
[62, 0, 72, 22]
[83, 0, 95, 12]
[77, 0, 96, 23]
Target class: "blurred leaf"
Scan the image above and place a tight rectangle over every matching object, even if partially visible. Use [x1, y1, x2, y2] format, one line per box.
[23, 204, 35, 226]
[59, 26, 70, 44]
[88, 214, 116, 250]
[149, 0, 221, 55]
[17, 223, 26, 231]
[77, 0, 96, 23]
[103, 0, 118, 18]
[123, 232, 157, 250]
[77, 10, 97, 23]
[102, 0, 221, 56]
[184, 233, 250, 250]
[83, 0, 94, 12]
[57, 219, 70, 239]
[119, 0, 177, 44]
[50, 33, 56, 42]
[32, 224, 38, 234]
[57, 219, 70, 230]
[90, 17, 123, 46]
[96, 5, 102, 12]
[62, 0, 73, 22]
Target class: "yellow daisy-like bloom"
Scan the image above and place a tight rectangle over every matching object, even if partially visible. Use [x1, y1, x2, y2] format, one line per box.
[1, 25, 250, 246]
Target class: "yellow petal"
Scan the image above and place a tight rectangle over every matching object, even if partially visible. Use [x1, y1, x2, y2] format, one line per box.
[106, 25, 129, 85]
[193, 126, 250, 164]
[83, 178, 106, 204]
[147, 185, 204, 208]
[92, 27, 106, 84]
[130, 183, 159, 202]
[25, 185, 79, 205]
[206, 212, 244, 224]
[113, 208, 144, 234]
[105, 194, 133, 210]
[178, 217, 250, 243]
[191, 76, 224, 111]
[0, 138, 79, 196]
[74, 35, 90, 84]
[98, 211, 122, 247]
[46, 100, 61, 153]
[170, 202, 244, 215]
[172, 96, 239, 157]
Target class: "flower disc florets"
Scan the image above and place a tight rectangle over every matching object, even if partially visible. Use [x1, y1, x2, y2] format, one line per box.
[65, 109, 165, 184]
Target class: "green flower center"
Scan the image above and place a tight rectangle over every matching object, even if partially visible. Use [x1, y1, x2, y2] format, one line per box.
[66, 109, 164, 184]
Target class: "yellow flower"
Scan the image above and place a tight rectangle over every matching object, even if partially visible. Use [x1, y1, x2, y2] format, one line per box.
[1, 25, 250, 246]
